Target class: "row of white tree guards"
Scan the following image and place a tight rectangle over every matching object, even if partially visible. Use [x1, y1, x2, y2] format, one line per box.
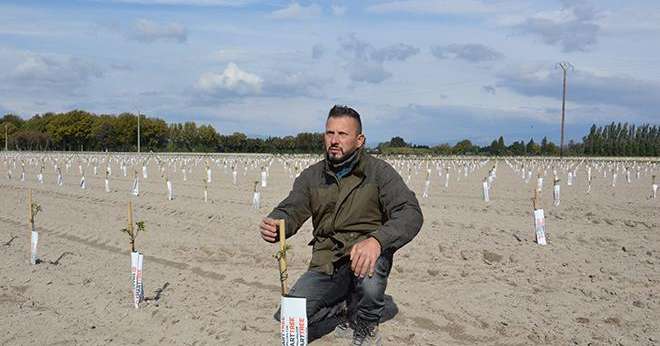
[2, 152, 657, 314]
[3, 153, 658, 206]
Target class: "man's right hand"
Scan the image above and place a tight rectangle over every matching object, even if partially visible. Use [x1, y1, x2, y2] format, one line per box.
[259, 217, 279, 243]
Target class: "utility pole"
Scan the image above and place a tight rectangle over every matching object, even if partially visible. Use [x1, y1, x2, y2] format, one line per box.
[556, 61, 573, 159]
[4, 123, 7, 151]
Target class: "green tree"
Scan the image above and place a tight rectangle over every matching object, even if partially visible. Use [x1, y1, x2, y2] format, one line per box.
[508, 140, 525, 155]
[45, 110, 95, 150]
[295, 132, 323, 153]
[453, 139, 474, 154]
[141, 117, 169, 151]
[91, 115, 118, 151]
[197, 124, 219, 152]
[224, 132, 248, 152]
[526, 138, 540, 155]
[431, 143, 452, 155]
[1, 114, 24, 150]
[110, 113, 140, 151]
[14, 130, 50, 150]
[389, 136, 408, 147]
[497, 136, 505, 154]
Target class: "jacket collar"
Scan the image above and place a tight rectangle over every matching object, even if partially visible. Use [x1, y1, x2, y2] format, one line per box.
[324, 147, 366, 178]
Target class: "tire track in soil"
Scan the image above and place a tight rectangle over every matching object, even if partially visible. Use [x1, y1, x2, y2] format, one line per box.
[0, 215, 279, 292]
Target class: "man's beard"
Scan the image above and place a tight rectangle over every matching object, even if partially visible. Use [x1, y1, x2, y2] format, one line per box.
[327, 147, 357, 165]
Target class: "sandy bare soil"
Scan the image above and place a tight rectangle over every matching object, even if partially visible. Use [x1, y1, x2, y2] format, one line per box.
[1, 153, 658, 345]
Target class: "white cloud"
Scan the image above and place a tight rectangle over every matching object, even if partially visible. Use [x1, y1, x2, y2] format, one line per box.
[210, 48, 251, 62]
[110, 62, 133, 71]
[495, 63, 660, 119]
[196, 62, 263, 96]
[311, 44, 324, 60]
[372, 43, 419, 62]
[430, 43, 502, 63]
[4, 0, 658, 145]
[184, 97, 327, 136]
[367, 103, 569, 145]
[512, 0, 601, 52]
[129, 19, 187, 43]
[263, 71, 330, 98]
[481, 85, 496, 95]
[367, 0, 496, 15]
[0, 103, 11, 115]
[331, 5, 346, 16]
[270, 3, 322, 20]
[102, 0, 254, 6]
[338, 34, 419, 84]
[346, 61, 392, 84]
[193, 63, 329, 102]
[4, 53, 103, 93]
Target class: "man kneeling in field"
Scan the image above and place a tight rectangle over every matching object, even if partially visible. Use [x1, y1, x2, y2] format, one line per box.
[259, 105, 424, 345]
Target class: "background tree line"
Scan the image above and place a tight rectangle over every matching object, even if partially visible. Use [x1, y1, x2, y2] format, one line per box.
[0, 110, 323, 153]
[1, 110, 657, 156]
[378, 122, 658, 156]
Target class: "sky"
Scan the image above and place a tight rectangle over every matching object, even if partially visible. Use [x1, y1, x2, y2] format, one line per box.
[0, 0, 659, 146]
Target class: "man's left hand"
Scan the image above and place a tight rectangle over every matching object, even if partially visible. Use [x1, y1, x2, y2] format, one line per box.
[350, 237, 382, 278]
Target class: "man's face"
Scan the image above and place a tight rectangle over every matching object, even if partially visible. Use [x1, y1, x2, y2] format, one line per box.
[324, 116, 365, 162]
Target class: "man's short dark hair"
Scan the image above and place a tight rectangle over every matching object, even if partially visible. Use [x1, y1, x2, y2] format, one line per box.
[328, 105, 362, 134]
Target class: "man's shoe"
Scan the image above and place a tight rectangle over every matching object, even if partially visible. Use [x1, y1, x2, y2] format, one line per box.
[334, 317, 354, 339]
[334, 305, 353, 339]
[350, 320, 381, 346]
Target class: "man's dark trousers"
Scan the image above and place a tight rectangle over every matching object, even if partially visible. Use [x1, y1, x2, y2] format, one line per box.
[275, 251, 394, 339]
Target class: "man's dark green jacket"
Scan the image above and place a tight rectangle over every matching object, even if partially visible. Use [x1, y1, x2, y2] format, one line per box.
[268, 149, 423, 274]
